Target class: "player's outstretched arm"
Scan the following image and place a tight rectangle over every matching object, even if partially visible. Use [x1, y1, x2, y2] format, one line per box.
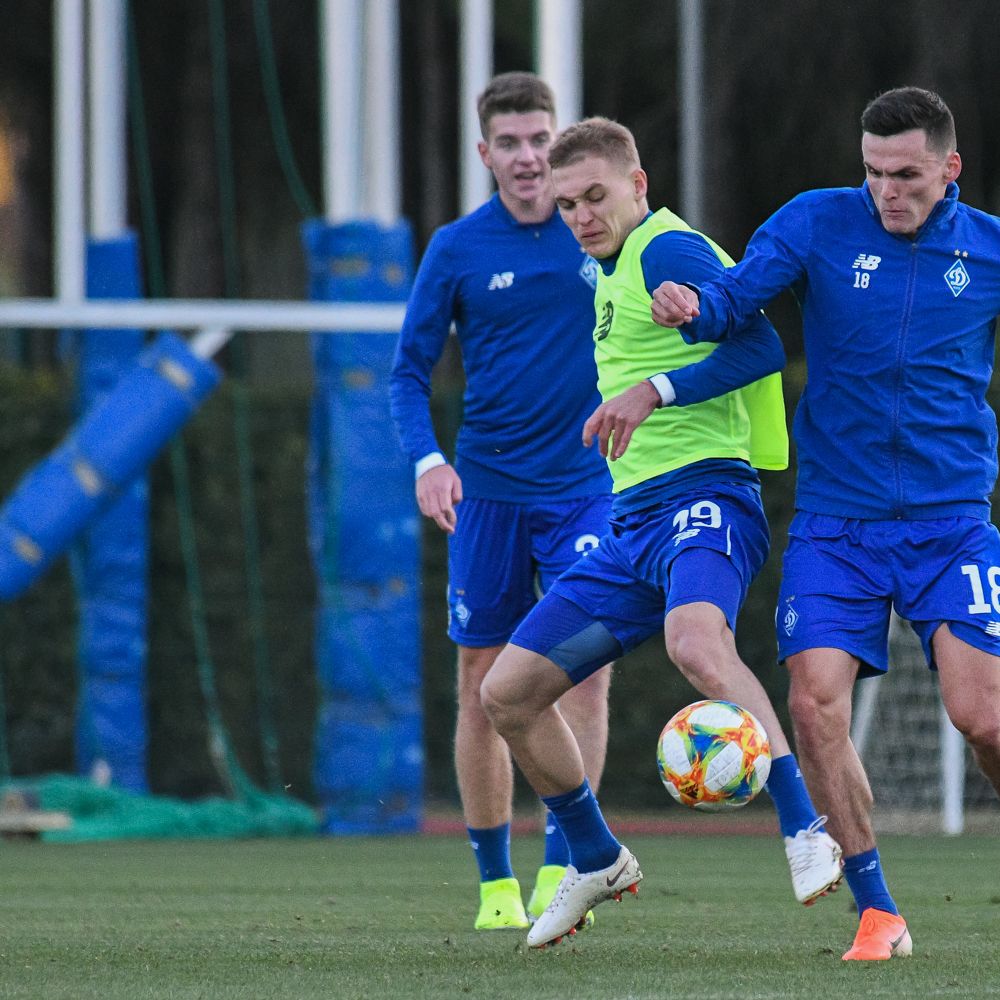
[416, 463, 463, 534]
[651, 281, 700, 327]
[582, 380, 661, 462]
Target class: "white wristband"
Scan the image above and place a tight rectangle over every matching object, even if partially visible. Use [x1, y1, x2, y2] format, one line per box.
[646, 373, 676, 407]
[414, 452, 447, 480]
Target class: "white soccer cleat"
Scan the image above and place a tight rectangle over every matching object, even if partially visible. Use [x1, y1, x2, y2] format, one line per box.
[784, 816, 844, 905]
[526, 845, 642, 948]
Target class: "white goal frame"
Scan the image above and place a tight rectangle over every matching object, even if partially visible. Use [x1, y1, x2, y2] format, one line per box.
[0, 299, 405, 357]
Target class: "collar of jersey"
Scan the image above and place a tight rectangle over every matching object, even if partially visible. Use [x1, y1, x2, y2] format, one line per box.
[859, 180, 960, 240]
[489, 192, 559, 229]
[597, 210, 655, 275]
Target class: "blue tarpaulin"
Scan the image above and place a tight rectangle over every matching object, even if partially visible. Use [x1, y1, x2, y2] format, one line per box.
[303, 218, 423, 834]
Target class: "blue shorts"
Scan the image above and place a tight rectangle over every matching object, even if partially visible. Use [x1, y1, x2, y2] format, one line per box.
[777, 512, 1000, 677]
[511, 484, 769, 684]
[447, 494, 613, 647]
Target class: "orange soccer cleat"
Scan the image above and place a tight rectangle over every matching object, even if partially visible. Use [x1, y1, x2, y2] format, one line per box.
[842, 908, 912, 961]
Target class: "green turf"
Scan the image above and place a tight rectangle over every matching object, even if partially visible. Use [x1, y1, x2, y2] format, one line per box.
[1, 831, 998, 999]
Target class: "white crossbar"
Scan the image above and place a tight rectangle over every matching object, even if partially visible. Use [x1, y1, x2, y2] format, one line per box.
[0, 299, 406, 333]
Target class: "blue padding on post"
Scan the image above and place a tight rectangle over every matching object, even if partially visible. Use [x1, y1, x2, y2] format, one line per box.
[73, 331, 220, 483]
[74, 233, 150, 791]
[304, 218, 423, 834]
[0, 331, 220, 601]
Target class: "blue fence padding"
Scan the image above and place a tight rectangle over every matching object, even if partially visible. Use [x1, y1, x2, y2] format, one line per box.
[313, 708, 423, 835]
[303, 218, 423, 835]
[72, 233, 150, 790]
[314, 579, 420, 700]
[0, 330, 221, 602]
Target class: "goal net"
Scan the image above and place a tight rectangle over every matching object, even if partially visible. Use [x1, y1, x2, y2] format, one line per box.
[851, 614, 999, 834]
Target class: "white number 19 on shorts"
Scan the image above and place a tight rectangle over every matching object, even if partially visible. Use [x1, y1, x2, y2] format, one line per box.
[672, 500, 722, 533]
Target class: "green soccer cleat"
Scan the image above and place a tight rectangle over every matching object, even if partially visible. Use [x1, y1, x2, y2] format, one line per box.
[474, 877, 530, 930]
[528, 864, 594, 929]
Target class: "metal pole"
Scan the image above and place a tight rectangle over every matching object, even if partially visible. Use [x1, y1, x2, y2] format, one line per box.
[678, 0, 704, 227]
[536, 0, 582, 128]
[459, 0, 492, 216]
[0, 298, 407, 332]
[55, 0, 87, 300]
[940, 699, 965, 835]
[362, 0, 400, 223]
[88, 0, 128, 238]
[189, 326, 233, 360]
[320, 0, 363, 222]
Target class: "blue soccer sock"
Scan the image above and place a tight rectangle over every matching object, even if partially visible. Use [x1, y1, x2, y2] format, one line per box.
[843, 848, 898, 916]
[765, 754, 822, 839]
[542, 809, 571, 867]
[467, 822, 515, 883]
[541, 778, 620, 874]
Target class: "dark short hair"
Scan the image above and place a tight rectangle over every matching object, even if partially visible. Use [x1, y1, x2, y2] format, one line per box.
[861, 87, 956, 154]
[548, 117, 640, 173]
[476, 72, 556, 139]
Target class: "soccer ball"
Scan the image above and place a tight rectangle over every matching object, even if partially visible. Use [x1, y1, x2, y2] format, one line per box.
[656, 699, 771, 811]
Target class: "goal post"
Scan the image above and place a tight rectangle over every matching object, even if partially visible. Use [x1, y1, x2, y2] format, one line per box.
[0, 295, 419, 834]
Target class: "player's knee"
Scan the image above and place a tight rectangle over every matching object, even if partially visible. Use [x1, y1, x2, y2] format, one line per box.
[666, 628, 728, 693]
[950, 705, 1000, 753]
[480, 662, 529, 737]
[787, 679, 848, 745]
[478, 673, 509, 733]
[457, 667, 490, 713]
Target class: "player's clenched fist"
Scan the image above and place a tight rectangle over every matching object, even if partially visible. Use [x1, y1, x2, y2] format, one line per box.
[651, 281, 700, 327]
[416, 463, 463, 534]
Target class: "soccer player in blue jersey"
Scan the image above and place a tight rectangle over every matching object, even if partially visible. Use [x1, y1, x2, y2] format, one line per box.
[481, 117, 843, 950]
[389, 73, 614, 930]
[652, 86, 1000, 961]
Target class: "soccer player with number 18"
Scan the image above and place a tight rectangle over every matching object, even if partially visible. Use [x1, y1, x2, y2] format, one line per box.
[652, 86, 1000, 961]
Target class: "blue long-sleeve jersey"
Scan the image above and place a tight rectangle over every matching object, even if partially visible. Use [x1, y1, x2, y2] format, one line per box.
[686, 182, 1000, 520]
[635, 228, 785, 407]
[390, 195, 610, 501]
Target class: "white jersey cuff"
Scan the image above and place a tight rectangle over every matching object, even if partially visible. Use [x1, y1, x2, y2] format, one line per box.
[415, 452, 447, 480]
[647, 373, 676, 407]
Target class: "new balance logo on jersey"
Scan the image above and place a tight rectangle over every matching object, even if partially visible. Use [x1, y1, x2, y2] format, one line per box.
[985, 621, 1000, 637]
[487, 271, 514, 290]
[852, 253, 881, 270]
[945, 258, 971, 297]
[851, 253, 880, 289]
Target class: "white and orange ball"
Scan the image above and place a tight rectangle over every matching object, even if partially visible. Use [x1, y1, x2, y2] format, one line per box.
[657, 700, 771, 811]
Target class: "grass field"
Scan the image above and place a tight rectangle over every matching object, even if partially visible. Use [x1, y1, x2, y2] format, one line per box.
[1, 829, 998, 999]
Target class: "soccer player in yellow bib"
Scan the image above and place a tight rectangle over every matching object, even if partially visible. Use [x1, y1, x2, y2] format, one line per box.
[481, 118, 842, 948]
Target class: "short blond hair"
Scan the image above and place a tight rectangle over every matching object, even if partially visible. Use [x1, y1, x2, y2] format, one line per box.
[548, 117, 640, 172]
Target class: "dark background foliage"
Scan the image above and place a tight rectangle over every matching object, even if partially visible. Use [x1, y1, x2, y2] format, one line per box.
[0, 1, 998, 808]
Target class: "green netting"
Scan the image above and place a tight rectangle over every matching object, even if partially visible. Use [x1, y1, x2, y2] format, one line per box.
[3, 773, 317, 842]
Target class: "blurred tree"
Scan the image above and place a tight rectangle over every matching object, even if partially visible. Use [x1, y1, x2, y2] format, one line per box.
[3, 0, 1000, 306]
[3, 0, 1000, 804]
